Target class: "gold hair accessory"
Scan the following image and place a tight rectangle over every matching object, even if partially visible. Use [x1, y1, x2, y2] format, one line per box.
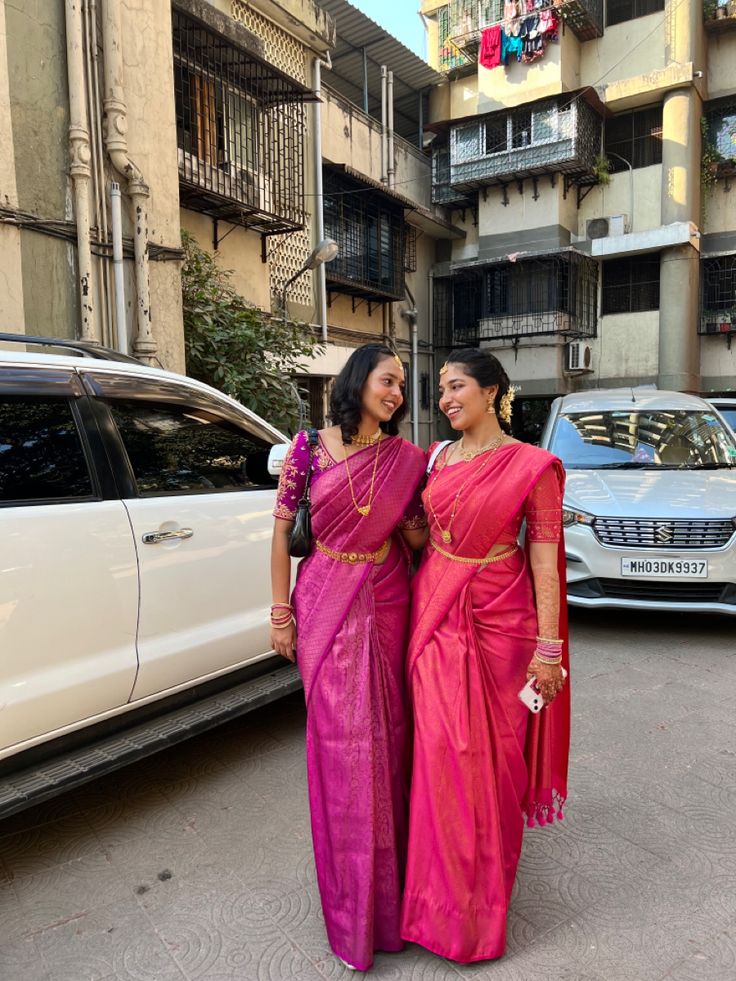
[439, 362, 449, 376]
[393, 354, 403, 369]
[498, 386, 518, 425]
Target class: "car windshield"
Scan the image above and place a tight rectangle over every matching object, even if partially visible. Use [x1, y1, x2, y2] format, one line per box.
[550, 409, 736, 469]
[716, 406, 736, 433]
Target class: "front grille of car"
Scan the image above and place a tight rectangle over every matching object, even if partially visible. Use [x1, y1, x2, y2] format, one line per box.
[570, 579, 736, 604]
[593, 517, 735, 550]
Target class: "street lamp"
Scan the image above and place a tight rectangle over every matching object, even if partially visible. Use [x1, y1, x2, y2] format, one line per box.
[281, 238, 338, 432]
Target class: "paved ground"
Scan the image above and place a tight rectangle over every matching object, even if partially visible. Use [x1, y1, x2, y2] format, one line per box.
[0, 609, 732, 981]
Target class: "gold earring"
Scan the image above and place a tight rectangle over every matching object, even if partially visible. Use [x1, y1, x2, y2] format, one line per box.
[487, 399, 496, 415]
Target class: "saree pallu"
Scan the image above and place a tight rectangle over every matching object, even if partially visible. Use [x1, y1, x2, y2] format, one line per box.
[401, 443, 570, 964]
[292, 437, 425, 971]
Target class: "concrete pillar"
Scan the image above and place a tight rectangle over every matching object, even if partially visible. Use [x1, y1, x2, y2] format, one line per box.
[658, 87, 702, 392]
[0, 0, 25, 333]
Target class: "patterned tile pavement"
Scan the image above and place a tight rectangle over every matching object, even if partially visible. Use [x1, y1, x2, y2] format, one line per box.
[0, 609, 732, 981]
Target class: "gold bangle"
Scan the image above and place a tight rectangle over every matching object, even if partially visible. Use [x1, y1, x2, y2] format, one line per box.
[536, 636, 563, 645]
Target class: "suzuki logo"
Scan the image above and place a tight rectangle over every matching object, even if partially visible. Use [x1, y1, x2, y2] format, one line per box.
[655, 523, 674, 544]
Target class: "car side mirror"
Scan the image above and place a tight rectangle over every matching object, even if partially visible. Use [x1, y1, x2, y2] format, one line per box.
[268, 443, 288, 477]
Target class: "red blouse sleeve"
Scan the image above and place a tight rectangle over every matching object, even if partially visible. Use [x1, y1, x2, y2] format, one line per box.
[525, 465, 563, 543]
[398, 483, 427, 530]
[273, 431, 311, 521]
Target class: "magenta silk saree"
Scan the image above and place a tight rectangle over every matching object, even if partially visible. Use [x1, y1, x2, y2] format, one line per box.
[401, 442, 571, 964]
[290, 436, 425, 971]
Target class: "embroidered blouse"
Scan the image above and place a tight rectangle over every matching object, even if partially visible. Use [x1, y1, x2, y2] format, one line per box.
[273, 430, 427, 530]
[432, 443, 562, 543]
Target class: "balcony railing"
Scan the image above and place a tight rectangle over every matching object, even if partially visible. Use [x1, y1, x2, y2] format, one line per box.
[444, 0, 603, 57]
[700, 255, 736, 336]
[173, 9, 307, 235]
[434, 253, 598, 345]
[445, 97, 601, 192]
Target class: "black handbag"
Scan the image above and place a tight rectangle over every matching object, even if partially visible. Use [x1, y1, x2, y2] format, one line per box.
[288, 427, 319, 558]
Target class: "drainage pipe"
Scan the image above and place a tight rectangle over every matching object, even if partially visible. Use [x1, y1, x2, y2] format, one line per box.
[387, 70, 395, 189]
[110, 182, 127, 353]
[64, 0, 97, 341]
[100, 0, 155, 364]
[312, 52, 331, 344]
[380, 66, 387, 184]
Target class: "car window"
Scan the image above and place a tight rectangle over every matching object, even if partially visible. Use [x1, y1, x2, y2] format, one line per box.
[716, 407, 736, 432]
[108, 399, 279, 496]
[550, 410, 736, 469]
[0, 396, 94, 504]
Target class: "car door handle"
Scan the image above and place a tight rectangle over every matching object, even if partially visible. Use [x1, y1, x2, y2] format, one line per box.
[142, 528, 194, 545]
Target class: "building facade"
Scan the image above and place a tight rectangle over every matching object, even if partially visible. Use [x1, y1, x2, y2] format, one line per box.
[422, 0, 736, 440]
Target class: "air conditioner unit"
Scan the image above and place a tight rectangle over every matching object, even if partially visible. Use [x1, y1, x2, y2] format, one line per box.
[566, 341, 593, 373]
[586, 214, 629, 239]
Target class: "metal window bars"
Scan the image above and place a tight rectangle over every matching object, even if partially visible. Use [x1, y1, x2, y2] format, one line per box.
[323, 170, 405, 302]
[601, 256, 660, 315]
[172, 9, 306, 235]
[443, 0, 602, 62]
[444, 96, 601, 191]
[700, 255, 736, 335]
[434, 253, 598, 345]
[403, 225, 418, 273]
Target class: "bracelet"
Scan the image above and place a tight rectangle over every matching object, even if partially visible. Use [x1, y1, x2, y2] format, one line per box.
[536, 636, 563, 645]
[271, 603, 293, 613]
[532, 653, 562, 666]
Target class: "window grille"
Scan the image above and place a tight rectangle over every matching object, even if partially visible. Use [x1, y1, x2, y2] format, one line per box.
[447, 97, 601, 191]
[700, 255, 736, 335]
[433, 278, 453, 348]
[323, 169, 405, 301]
[606, 0, 664, 29]
[479, 254, 598, 340]
[437, 5, 469, 72]
[173, 9, 306, 235]
[403, 226, 418, 273]
[446, 0, 602, 49]
[601, 256, 660, 315]
[704, 100, 736, 165]
[604, 106, 663, 172]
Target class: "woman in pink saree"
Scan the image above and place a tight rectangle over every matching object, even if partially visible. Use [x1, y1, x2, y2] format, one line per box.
[401, 348, 570, 964]
[270, 344, 426, 972]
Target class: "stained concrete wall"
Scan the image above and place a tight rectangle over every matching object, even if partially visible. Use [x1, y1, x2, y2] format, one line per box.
[0, 0, 24, 333]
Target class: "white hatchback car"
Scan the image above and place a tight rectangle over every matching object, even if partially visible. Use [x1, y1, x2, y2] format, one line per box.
[0, 336, 296, 817]
[708, 397, 736, 436]
[540, 389, 736, 615]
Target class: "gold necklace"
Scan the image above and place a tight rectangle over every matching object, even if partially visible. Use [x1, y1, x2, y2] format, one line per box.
[350, 429, 382, 447]
[457, 433, 505, 462]
[427, 438, 505, 543]
[344, 439, 382, 517]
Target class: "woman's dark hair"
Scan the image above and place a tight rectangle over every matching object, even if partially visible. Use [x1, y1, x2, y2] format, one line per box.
[445, 348, 513, 435]
[329, 343, 407, 443]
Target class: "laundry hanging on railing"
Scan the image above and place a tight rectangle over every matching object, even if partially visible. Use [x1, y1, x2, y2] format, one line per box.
[480, 0, 561, 69]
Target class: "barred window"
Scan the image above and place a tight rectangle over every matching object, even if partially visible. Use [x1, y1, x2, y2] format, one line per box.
[606, 0, 664, 28]
[605, 106, 662, 171]
[705, 100, 736, 163]
[602, 256, 660, 315]
[702, 255, 736, 312]
[403, 226, 418, 273]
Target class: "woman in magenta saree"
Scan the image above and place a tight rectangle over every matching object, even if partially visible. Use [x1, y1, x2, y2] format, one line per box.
[270, 345, 426, 972]
[401, 349, 570, 964]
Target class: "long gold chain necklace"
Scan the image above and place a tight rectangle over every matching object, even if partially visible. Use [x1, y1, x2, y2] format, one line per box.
[344, 438, 382, 517]
[427, 436, 505, 544]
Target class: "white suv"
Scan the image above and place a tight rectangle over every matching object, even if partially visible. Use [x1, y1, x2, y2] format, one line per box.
[0, 337, 295, 817]
[540, 388, 736, 615]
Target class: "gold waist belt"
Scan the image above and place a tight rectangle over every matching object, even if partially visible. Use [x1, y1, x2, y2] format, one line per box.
[315, 538, 391, 565]
[429, 540, 519, 566]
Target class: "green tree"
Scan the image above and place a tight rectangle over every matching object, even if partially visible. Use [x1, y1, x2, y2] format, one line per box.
[181, 231, 321, 433]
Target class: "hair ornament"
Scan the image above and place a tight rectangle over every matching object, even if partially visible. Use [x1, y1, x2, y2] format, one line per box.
[498, 385, 518, 425]
[439, 362, 449, 376]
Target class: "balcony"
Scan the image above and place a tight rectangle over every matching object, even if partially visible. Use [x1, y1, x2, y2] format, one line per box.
[173, 8, 307, 235]
[700, 255, 736, 336]
[445, 97, 601, 192]
[444, 0, 603, 59]
[431, 144, 475, 207]
[434, 253, 598, 346]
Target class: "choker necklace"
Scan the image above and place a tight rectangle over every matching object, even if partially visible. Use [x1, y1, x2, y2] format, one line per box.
[350, 429, 382, 447]
[457, 434, 505, 462]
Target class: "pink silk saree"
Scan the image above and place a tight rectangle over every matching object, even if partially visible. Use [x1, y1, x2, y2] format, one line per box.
[290, 436, 425, 971]
[401, 442, 570, 963]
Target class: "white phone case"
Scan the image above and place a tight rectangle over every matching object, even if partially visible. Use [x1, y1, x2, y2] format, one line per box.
[518, 667, 567, 713]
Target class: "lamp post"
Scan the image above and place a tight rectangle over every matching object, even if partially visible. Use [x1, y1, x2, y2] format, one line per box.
[605, 151, 634, 231]
[281, 238, 338, 432]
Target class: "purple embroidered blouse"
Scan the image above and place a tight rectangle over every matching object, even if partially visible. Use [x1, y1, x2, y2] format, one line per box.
[273, 430, 426, 530]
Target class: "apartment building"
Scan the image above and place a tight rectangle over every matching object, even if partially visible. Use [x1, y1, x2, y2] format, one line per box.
[0, 0, 459, 443]
[421, 0, 736, 440]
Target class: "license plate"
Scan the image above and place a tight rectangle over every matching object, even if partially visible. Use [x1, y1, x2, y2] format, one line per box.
[620, 558, 708, 579]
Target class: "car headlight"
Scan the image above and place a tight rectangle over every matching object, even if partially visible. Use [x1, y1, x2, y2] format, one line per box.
[562, 507, 594, 528]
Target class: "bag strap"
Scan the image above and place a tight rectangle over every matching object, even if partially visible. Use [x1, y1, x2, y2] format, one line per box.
[426, 440, 452, 476]
[298, 428, 319, 506]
